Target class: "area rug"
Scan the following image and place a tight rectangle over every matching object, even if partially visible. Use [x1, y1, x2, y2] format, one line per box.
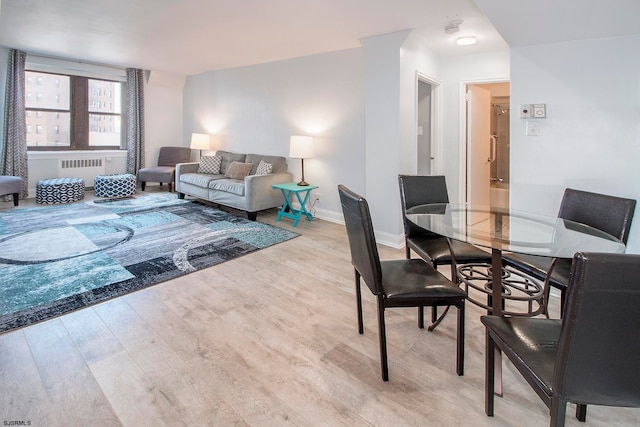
[0, 194, 298, 333]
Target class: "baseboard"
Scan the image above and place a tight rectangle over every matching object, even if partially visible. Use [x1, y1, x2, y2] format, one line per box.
[310, 205, 404, 249]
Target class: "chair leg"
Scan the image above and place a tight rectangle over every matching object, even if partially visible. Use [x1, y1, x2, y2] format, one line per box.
[12, 193, 19, 206]
[418, 306, 424, 329]
[485, 330, 495, 416]
[456, 301, 465, 376]
[168, 182, 173, 193]
[427, 306, 450, 332]
[550, 397, 568, 427]
[141, 182, 146, 191]
[377, 296, 389, 381]
[576, 404, 587, 422]
[355, 270, 364, 335]
[432, 306, 438, 323]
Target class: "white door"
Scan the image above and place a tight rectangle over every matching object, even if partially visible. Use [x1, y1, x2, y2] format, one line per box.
[467, 85, 491, 223]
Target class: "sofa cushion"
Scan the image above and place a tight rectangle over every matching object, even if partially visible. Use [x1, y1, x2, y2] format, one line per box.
[216, 150, 247, 174]
[198, 155, 222, 174]
[246, 154, 288, 174]
[180, 173, 222, 187]
[224, 161, 253, 180]
[255, 160, 273, 175]
[210, 179, 245, 196]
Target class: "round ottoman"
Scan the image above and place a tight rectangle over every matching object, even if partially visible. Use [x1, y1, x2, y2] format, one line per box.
[94, 173, 137, 198]
[36, 177, 85, 204]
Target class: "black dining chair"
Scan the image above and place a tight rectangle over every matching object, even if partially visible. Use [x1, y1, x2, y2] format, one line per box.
[338, 184, 466, 381]
[503, 188, 636, 315]
[399, 175, 490, 329]
[482, 252, 640, 427]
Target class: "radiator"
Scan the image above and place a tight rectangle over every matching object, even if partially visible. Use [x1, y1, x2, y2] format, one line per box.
[58, 158, 106, 187]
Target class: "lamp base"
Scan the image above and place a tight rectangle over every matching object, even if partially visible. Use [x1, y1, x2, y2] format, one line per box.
[297, 180, 309, 186]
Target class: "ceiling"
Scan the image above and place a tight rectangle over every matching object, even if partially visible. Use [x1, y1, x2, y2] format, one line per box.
[474, 0, 640, 48]
[0, 0, 506, 76]
[0, 1, 638, 77]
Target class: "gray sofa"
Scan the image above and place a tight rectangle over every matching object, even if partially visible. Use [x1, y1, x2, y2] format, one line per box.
[175, 150, 292, 220]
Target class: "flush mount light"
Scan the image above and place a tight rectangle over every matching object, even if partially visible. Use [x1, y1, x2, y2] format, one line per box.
[456, 36, 477, 46]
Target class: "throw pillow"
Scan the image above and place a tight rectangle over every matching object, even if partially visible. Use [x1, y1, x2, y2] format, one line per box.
[198, 155, 222, 174]
[224, 161, 253, 180]
[255, 160, 273, 175]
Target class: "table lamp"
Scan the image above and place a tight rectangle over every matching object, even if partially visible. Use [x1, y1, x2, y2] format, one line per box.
[190, 133, 210, 158]
[289, 135, 314, 186]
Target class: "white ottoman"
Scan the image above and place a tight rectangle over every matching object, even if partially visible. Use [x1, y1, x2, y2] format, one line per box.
[94, 173, 137, 198]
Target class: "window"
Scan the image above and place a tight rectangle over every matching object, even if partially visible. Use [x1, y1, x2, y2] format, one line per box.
[25, 70, 124, 150]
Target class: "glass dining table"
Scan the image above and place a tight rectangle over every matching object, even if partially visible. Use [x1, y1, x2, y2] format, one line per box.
[406, 202, 626, 394]
[405, 203, 625, 316]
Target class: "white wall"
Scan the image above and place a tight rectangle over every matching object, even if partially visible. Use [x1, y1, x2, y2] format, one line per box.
[144, 71, 187, 168]
[359, 30, 445, 245]
[509, 35, 640, 253]
[360, 31, 408, 244]
[181, 34, 510, 247]
[183, 48, 366, 223]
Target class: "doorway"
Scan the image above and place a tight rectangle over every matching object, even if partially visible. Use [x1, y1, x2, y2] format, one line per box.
[465, 82, 510, 210]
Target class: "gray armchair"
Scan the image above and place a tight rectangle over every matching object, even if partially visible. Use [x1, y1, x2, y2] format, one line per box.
[0, 175, 23, 206]
[138, 146, 192, 192]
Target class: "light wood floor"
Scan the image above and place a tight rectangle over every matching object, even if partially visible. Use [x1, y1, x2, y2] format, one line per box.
[1, 190, 638, 426]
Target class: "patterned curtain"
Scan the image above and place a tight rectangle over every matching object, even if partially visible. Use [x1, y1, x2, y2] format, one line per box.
[1, 49, 29, 200]
[125, 68, 145, 175]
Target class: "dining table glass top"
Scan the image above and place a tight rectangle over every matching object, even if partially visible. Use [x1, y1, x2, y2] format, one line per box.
[405, 203, 625, 259]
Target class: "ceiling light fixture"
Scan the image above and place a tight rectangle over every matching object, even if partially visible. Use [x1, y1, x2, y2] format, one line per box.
[457, 36, 477, 46]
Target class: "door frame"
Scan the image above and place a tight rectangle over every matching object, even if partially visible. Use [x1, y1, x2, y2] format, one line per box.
[415, 71, 442, 174]
[458, 78, 510, 205]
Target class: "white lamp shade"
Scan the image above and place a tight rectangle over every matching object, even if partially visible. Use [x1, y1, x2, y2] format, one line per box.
[289, 135, 314, 159]
[190, 133, 210, 150]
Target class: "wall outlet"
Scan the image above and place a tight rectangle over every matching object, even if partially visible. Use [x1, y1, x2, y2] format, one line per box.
[315, 192, 321, 203]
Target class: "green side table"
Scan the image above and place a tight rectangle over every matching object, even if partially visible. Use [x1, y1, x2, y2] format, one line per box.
[272, 182, 319, 226]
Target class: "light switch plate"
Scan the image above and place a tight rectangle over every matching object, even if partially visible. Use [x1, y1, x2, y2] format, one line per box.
[520, 104, 531, 118]
[526, 121, 539, 136]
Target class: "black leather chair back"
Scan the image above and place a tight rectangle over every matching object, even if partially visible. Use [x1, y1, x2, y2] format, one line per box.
[558, 189, 636, 244]
[556, 252, 640, 407]
[398, 175, 450, 238]
[338, 185, 382, 295]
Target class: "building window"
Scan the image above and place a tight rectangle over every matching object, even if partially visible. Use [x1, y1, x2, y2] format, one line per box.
[25, 70, 123, 150]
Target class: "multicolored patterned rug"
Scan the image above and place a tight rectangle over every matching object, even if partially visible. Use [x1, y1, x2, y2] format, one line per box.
[0, 194, 298, 333]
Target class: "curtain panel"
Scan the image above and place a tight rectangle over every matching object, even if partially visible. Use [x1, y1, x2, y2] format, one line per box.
[2, 49, 29, 200]
[126, 68, 145, 175]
